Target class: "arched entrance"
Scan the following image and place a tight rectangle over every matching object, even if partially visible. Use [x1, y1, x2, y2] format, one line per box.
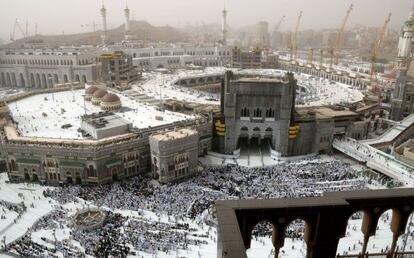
[36, 74, 41, 88]
[75, 172, 81, 184]
[112, 167, 119, 181]
[41, 74, 47, 88]
[11, 73, 17, 86]
[30, 73, 35, 87]
[19, 73, 25, 87]
[6, 73, 11, 86]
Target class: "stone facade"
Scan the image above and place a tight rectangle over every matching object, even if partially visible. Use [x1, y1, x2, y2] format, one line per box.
[149, 128, 199, 183]
[0, 86, 212, 184]
[218, 71, 367, 156]
[221, 71, 296, 155]
[0, 48, 99, 88]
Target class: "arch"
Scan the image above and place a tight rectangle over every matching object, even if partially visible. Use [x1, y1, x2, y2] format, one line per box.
[252, 127, 261, 133]
[6, 73, 11, 86]
[189, 78, 196, 84]
[63, 74, 68, 83]
[337, 211, 366, 255]
[30, 73, 35, 87]
[47, 74, 53, 87]
[111, 167, 119, 181]
[10, 160, 17, 171]
[88, 165, 96, 177]
[253, 108, 262, 117]
[54, 74, 59, 84]
[279, 219, 308, 256]
[32, 174, 39, 182]
[75, 74, 80, 82]
[19, 73, 25, 87]
[82, 75, 87, 83]
[35, 74, 41, 88]
[366, 209, 396, 254]
[246, 220, 275, 258]
[396, 211, 414, 253]
[240, 126, 249, 136]
[41, 74, 47, 88]
[1, 72, 5, 86]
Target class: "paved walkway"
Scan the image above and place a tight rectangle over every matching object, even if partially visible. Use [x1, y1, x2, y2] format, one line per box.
[333, 137, 414, 186]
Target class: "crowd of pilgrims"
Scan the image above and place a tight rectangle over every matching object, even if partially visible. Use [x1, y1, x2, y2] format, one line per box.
[0, 199, 26, 220]
[6, 158, 373, 257]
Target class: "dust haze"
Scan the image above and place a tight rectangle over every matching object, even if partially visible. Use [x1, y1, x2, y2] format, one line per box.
[0, 0, 412, 40]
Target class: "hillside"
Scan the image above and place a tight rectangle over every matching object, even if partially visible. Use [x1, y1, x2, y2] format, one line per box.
[0, 20, 189, 48]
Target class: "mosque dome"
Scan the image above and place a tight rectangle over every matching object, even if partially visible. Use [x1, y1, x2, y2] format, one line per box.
[91, 89, 108, 105]
[85, 86, 98, 95]
[101, 93, 120, 103]
[100, 93, 122, 111]
[92, 89, 108, 98]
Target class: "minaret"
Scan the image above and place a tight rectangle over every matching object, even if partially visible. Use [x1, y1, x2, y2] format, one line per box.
[391, 5, 414, 120]
[124, 1, 130, 35]
[100, 1, 108, 46]
[222, 5, 227, 46]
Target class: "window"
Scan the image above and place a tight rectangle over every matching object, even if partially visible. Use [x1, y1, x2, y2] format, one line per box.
[253, 108, 262, 117]
[240, 107, 250, 117]
[266, 108, 275, 118]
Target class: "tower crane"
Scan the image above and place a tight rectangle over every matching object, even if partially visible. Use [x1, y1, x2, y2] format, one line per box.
[329, 4, 353, 68]
[10, 19, 27, 41]
[370, 13, 392, 114]
[275, 16, 285, 31]
[288, 11, 302, 61]
[292, 11, 302, 62]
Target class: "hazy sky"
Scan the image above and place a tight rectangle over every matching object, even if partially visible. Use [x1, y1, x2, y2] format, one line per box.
[0, 0, 413, 40]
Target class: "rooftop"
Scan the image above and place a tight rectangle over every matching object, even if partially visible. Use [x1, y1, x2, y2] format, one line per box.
[7, 89, 193, 139]
[295, 106, 359, 120]
[151, 128, 197, 142]
[81, 112, 131, 130]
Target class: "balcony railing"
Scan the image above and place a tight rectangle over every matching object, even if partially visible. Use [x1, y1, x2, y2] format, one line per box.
[215, 188, 414, 258]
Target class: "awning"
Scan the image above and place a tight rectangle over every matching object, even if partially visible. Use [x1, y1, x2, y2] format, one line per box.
[16, 158, 40, 165]
[59, 161, 85, 168]
[105, 157, 122, 167]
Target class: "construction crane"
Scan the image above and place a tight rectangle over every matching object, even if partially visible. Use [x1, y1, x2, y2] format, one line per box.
[288, 11, 302, 61]
[328, 4, 353, 68]
[370, 13, 392, 114]
[275, 16, 285, 31]
[10, 19, 27, 41]
[292, 11, 302, 62]
[307, 48, 314, 66]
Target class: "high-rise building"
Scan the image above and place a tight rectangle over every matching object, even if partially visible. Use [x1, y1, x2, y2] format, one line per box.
[257, 21, 270, 48]
[391, 6, 414, 120]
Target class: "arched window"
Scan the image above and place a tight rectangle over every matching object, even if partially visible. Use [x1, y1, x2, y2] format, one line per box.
[253, 108, 262, 117]
[266, 108, 275, 118]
